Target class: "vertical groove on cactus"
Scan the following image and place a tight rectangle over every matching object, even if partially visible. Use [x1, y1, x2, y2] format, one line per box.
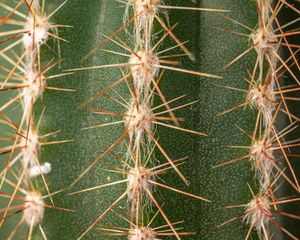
[1, 0, 300, 240]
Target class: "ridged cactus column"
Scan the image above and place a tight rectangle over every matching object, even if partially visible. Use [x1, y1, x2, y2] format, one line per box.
[0, 0, 300, 240]
[0, 0, 72, 239]
[212, 1, 300, 239]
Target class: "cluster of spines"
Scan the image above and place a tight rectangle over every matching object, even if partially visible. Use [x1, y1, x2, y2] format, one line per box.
[3, 1, 299, 239]
[0, 0, 71, 238]
[217, 0, 300, 238]
[66, 1, 228, 239]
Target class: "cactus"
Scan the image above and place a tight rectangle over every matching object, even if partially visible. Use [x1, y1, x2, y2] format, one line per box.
[0, 0, 300, 240]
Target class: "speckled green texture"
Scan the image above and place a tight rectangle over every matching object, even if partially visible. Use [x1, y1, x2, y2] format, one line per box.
[1, 0, 298, 240]
[35, 0, 260, 239]
[0, 0, 259, 239]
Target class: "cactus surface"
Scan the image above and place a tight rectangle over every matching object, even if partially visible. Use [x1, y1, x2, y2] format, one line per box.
[0, 1, 300, 240]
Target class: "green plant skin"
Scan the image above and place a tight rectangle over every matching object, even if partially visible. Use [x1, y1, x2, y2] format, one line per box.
[35, 0, 260, 239]
[0, 0, 299, 239]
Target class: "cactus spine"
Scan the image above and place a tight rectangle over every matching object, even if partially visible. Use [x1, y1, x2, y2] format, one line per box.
[69, 1, 224, 239]
[0, 0, 71, 238]
[217, 1, 300, 239]
[1, 0, 300, 239]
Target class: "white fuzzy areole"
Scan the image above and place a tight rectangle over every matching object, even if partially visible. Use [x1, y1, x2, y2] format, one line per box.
[23, 192, 45, 226]
[244, 195, 271, 232]
[129, 51, 159, 97]
[22, 69, 45, 116]
[250, 138, 274, 182]
[133, 0, 161, 32]
[126, 0, 162, 43]
[21, 128, 40, 167]
[29, 162, 52, 177]
[125, 101, 153, 151]
[248, 83, 276, 124]
[126, 101, 152, 132]
[23, 15, 49, 49]
[128, 226, 155, 240]
[251, 27, 277, 56]
[127, 166, 153, 203]
[134, 0, 160, 15]
[21, 129, 52, 178]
